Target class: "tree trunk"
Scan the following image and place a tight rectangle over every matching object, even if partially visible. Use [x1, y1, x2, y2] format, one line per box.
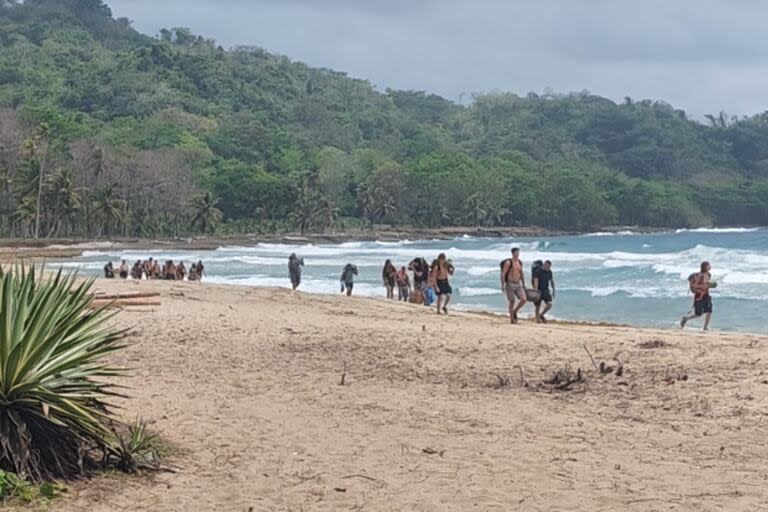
[33, 151, 47, 239]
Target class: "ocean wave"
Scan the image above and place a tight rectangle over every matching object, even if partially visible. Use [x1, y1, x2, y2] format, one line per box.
[583, 231, 637, 237]
[675, 227, 762, 234]
[458, 287, 500, 297]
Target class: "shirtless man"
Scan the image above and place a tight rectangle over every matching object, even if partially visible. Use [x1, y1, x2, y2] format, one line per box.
[434, 253, 454, 314]
[681, 261, 714, 331]
[501, 247, 527, 323]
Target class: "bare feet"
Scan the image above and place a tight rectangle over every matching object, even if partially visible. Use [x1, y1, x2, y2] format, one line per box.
[540, 315, 548, 324]
[680, 316, 687, 329]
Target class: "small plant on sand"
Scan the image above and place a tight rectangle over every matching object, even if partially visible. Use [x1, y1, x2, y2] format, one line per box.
[0, 266, 129, 482]
[113, 418, 164, 473]
[0, 470, 66, 503]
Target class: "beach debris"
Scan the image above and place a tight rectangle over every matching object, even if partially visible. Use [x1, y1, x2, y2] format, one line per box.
[516, 366, 529, 388]
[542, 363, 585, 391]
[663, 366, 688, 385]
[93, 291, 161, 300]
[584, 344, 625, 377]
[422, 447, 445, 457]
[639, 339, 670, 349]
[334, 487, 347, 493]
[490, 373, 511, 389]
[340, 361, 347, 386]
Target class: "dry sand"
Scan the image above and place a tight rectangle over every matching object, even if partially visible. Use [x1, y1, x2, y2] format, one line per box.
[33, 279, 768, 512]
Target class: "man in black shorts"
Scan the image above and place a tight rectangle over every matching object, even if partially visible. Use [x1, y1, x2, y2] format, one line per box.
[681, 261, 713, 331]
[533, 260, 555, 323]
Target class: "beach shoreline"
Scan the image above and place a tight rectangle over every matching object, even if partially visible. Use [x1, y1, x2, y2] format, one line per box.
[28, 277, 768, 512]
[0, 225, 672, 260]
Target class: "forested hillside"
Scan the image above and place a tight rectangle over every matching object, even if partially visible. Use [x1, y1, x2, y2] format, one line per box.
[1, 0, 767, 238]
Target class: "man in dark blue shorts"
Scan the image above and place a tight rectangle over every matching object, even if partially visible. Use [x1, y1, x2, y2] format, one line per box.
[681, 261, 714, 330]
[532, 260, 555, 323]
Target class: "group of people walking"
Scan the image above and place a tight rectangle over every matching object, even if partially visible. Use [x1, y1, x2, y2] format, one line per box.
[381, 254, 455, 313]
[289, 248, 554, 320]
[104, 258, 205, 281]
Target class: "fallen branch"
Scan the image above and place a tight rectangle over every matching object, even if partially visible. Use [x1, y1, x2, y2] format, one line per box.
[583, 344, 600, 372]
[93, 291, 161, 300]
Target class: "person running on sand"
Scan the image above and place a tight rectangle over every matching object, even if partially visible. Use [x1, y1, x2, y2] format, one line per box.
[288, 253, 304, 290]
[501, 247, 527, 324]
[434, 253, 454, 314]
[681, 261, 714, 331]
[118, 260, 129, 279]
[396, 266, 411, 302]
[103, 262, 115, 279]
[340, 263, 358, 297]
[382, 259, 397, 299]
[533, 260, 555, 323]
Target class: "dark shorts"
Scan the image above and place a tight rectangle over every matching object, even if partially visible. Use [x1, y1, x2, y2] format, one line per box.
[291, 273, 301, 286]
[535, 290, 553, 305]
[436, 280, 452, 296]
[344, 281, 354, 291]
[694, 295, 713, 316]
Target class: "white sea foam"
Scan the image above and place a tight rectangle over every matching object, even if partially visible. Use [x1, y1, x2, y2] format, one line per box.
[675, 227, 761, 234]
[458, 287, 500, 297]
[583, 231, 637, 237]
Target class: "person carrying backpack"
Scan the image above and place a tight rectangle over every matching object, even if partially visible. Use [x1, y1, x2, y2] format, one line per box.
[288, 253, 304, 290]
[340, 263, 358, 296]
[500, 247, 527, 323]
[533, 260, 555, 323]
[680, 261, 715, 331]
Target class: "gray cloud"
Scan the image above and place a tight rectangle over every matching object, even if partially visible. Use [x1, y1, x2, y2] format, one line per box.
[107, 0, 768, 118]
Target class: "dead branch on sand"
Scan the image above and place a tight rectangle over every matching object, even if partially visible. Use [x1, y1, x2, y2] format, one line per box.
[542, 363, 585, 391]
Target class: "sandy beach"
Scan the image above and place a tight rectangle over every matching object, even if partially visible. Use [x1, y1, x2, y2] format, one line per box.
[22, 278, 768, 511]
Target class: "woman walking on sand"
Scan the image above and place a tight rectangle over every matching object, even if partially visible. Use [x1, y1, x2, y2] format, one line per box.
[382, 259, 397, 299]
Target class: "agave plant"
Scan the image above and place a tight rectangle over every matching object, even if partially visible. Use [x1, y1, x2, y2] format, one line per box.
[0, 266, 128, 482]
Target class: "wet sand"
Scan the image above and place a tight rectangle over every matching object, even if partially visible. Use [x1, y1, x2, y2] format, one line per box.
[25, 278, 768, 511]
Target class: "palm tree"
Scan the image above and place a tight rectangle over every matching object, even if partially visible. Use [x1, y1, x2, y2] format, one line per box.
[92, 185, 125, 238]
[190, 192, 223, 234]
[373, 189, 398, 224]
[12, 195, 36, 237]
[292, 184, 321, 234]
[45, 170, 82, 237]
[22, 123, 50, 240]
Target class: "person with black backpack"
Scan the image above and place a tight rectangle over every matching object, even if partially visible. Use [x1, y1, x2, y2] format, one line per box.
[681, 261, 715, 330]
[500, 247, 527, 323]
[533, 260, 555, 323]
[288, 253, 304, 290]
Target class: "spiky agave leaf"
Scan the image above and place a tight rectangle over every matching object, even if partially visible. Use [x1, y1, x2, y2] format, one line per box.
[0, 266, 128, 482]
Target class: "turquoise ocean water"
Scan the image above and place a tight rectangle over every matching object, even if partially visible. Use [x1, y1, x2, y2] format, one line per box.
[61, 228, 768, 333]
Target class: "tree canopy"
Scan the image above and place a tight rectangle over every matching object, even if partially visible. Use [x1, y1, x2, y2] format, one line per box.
[0, 0, 766, 238]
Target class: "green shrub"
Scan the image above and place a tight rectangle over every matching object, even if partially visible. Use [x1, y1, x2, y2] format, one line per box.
[0, 266, 128, 482]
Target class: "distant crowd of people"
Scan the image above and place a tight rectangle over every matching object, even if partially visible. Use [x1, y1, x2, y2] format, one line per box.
[104, 258, 205, 281]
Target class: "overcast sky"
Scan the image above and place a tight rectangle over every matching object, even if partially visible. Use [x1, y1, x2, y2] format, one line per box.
[106, 0, 768, 119]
